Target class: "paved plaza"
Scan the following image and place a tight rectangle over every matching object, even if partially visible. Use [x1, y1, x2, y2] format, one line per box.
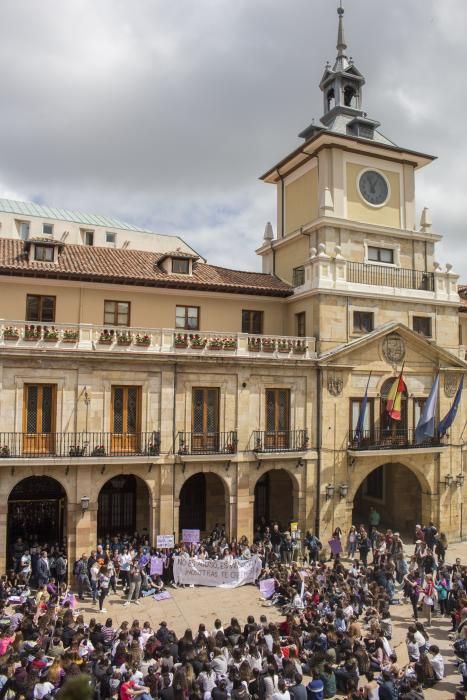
[73, 540, 467, 699]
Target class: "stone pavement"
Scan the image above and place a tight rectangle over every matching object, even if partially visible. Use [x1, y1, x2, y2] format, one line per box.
[76, 541, 467, 699]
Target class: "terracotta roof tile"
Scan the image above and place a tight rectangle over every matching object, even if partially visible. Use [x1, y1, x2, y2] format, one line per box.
[0, 239, 293, 297]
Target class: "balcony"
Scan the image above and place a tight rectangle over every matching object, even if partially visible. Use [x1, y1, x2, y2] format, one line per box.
[253, 430, 309, 453]
[176, 431, 238, 456]
[347, 262, 435, 291]
[0, 431, 161, 459]
[0, 322, 316, 360]
[348, 429, 444, 453]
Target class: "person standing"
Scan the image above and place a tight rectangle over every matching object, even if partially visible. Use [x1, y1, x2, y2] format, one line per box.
[423, 574, 435, 626]
[357, 528, 371, 567]
[98, 566, 111, 613]
[37, 551, 50, 587]
[75, 553, 92, 601]
[124, 563, 142, 606]
[368, 506, 380, 536]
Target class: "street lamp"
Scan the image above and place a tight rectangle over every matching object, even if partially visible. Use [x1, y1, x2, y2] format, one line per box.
[444, 474, 453, 488]
[325, 484, 335, 500]
[80, 496, 90, 513]
[339, 483, 349, 499]
[456, 473, 465, 488]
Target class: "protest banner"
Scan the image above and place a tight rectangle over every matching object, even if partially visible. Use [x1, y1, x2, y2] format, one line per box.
[150, 556, 164, 576]
[173, 555, 262, 588]
[182, 529, 200, 544]
[156, 535, 175, 549]
[259, 578, 275, 600]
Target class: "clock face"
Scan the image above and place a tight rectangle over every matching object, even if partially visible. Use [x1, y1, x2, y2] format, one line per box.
[359, 170, 389, 206]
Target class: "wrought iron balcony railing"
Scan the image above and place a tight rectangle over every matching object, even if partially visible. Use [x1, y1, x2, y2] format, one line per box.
[0, 431, 160, 458]
[348, 429, 443, 451]
[176, 431, 237, 455]
[253, 430, 309, 452]
[347, 262, 435, 291]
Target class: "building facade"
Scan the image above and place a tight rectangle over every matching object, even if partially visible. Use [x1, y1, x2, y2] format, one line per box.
[0, 5, 465, 573]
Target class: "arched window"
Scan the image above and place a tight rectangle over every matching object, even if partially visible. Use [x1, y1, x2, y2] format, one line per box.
[344, 84, 357, 107]
[327, 88, 335, 111]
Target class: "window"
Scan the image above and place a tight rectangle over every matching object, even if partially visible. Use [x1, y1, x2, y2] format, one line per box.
[353, 310, 374, 333]
[42, 223, 53, 236]
[26, 294, 56, 322]
[112, 386, 140, 434]
[242, 310, 263, 334]
[104, 300, 130, 326]
[34, 245, 54, 262]
[192, 388, 220, 452]
[22, 384, 57, 454]
[176, 305, 199, 330]
[363, 466, 384, 500]
[295, 312, 306, 337]
[367, 246, 394, 264]
[413, 316, 432, 337]
[106, 232, 116, 245]
[19, 222, 30, 240]
[172, 258, 190, 274]
[351, 398, 374, 438]
[84, 231, 94, 246]
[292, 266, 305, 286]
[265, 388, 290, 449]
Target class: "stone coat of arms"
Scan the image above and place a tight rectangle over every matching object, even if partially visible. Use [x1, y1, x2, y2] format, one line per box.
[382, 334, 406, 364]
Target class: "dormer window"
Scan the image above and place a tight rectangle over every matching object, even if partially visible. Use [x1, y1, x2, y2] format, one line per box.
[172, 258, 190, 274]
[42, 223, 53, 236]
[34, 244, 55, 262]
[106, 232, 116, 246]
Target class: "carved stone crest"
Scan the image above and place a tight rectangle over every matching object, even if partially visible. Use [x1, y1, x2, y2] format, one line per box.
[328, 373, 343, 396]
[444, 373, 460, 398]
[382, 334, 405, 364]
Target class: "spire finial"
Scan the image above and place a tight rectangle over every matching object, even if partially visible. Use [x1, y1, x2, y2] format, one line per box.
[334, 1, 348, 70]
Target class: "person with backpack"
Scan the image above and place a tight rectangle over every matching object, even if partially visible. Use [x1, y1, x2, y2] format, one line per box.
[304, 531, 322, 564]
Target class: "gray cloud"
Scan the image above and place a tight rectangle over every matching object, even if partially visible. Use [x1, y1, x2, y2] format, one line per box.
[0, 0, 465, 276]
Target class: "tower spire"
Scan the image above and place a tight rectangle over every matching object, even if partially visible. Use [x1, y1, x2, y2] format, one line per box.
[335, 2, 349, 71]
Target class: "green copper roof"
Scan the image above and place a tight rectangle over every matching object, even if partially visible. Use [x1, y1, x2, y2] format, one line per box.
[0, 197, 155, 233]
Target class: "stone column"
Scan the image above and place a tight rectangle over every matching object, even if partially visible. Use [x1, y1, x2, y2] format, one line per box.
[159, 463, 175, 538]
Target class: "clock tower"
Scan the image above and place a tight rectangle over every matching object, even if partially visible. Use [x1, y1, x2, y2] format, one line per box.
[257, 3, 460, 354]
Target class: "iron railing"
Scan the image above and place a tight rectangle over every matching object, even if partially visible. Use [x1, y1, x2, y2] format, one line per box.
[348, 429, 443, 451]
[176, 431, 237, 455]
[0, 431, 160, 458]
[347, 262, 435, 291]
[253, 430, 309, 452]
[292, 266, 305, 287]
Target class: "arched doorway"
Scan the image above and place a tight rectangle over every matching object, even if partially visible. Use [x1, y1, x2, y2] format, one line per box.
[179, 473, 227, 536]
[254, 469, 297, 530]
[8, 476, 67, 560]
[353, 463, 422, 537]
[98, 475, 150, 540]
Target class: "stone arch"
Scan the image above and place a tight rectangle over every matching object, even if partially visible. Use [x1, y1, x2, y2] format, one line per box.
[6, 468, 72, 506]
[252, 467, 300, 532]
[351, 460, 432, 537]
[7, 475, 68, 567]
[349, 458, 432, 503]
[250, 464, 301, 495]
[97, 474, 152, 541]
[178, 470, 229, 537]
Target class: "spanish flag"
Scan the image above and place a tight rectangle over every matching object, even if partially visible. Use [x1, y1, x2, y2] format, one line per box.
[386, 369, 407, 421]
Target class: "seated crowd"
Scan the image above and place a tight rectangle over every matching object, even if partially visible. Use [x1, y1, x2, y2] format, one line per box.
[0, 521, 464, 699]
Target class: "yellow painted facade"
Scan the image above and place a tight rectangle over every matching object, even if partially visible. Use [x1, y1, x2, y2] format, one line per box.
[284, 166, 319, 235]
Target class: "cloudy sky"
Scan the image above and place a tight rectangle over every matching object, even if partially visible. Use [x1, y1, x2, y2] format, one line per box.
[0, 0, 466, 276]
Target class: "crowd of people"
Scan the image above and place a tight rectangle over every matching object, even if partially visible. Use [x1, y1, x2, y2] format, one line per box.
[0, 515, 464, 699]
